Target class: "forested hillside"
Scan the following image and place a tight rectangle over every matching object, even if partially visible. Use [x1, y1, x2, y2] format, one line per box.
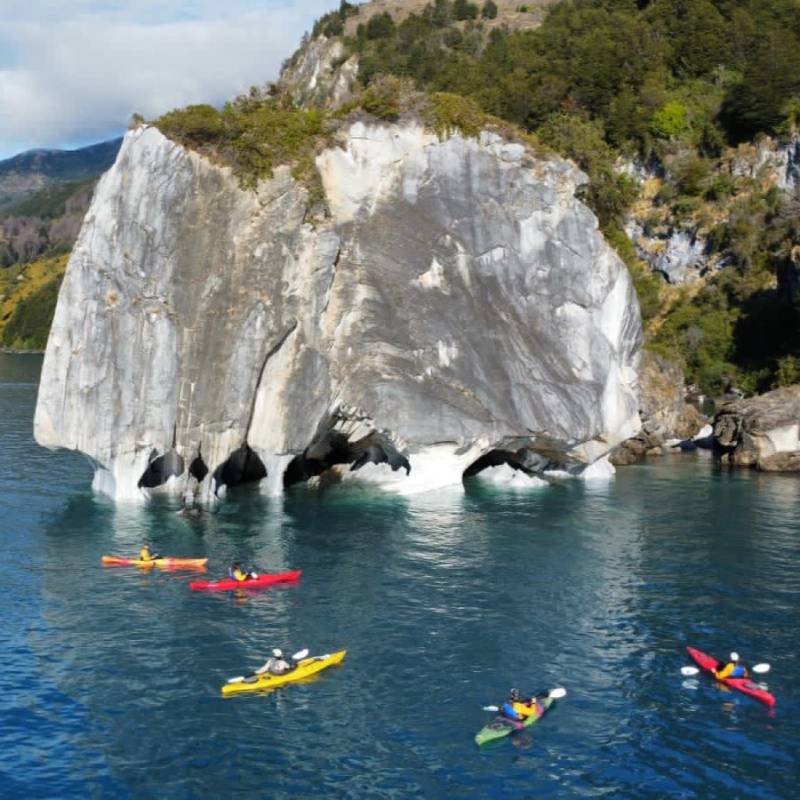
[0, 139, 121, 349]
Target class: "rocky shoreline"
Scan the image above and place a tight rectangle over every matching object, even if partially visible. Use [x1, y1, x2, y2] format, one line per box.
[611, 354, 800, 474]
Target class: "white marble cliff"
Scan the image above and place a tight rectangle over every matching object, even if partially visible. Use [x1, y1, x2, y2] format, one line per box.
[34, 118, 642, 501]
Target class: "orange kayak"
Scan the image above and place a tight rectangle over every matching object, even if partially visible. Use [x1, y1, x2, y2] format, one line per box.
[102, 555, 208, 570]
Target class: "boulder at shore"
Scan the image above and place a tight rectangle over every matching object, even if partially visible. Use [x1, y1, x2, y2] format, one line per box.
[714, 385, 800, 471]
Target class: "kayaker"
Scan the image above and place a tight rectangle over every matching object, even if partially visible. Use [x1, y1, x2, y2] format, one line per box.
[255, 649, 294, 676]
[712, 652, 749, 680]
[501, 689, 542, 722]
[139, 544, 161, 563]
[228, 562, 256, 582]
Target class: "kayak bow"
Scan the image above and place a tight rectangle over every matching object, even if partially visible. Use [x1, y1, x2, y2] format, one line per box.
[102, 555, 208, 570]
[686, 646, 776, 708]
[189, 569, 301, 591]
[475, 696, 555, 746]
[221, 650, 346, 696]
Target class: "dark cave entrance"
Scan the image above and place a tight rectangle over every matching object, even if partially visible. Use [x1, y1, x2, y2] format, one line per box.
[138, 450, 185, 489]
[212, 445, 267, 494]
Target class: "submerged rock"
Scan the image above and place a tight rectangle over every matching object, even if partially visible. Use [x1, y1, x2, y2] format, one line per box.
[34, 121, 642, 501]
[714, 385, 800, 471]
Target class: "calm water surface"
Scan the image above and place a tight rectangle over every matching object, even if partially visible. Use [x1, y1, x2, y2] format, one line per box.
[1, 353, 798, 799]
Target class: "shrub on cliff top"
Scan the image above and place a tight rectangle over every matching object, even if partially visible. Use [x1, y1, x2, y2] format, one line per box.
[155, 97, 327, 190]
[156, 105, 226, 146]
[482, 1, 498, 20]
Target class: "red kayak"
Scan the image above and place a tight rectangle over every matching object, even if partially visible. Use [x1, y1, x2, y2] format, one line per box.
[189, 569, 301, 591]
[687, 646, 776, 708]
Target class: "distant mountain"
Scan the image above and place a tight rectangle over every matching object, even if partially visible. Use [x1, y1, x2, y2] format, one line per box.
[0, 138, 123, 269]
[0, 138, 122, 210]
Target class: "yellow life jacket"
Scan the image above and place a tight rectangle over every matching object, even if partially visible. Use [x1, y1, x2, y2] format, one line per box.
[139, 546, 153, 562]
[233, 568, 248, 582]
[512, 700, 538, 719]
[715, 662, 747, 680]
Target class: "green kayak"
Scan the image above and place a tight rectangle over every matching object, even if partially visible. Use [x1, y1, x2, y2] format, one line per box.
[475, 696, 555, 746]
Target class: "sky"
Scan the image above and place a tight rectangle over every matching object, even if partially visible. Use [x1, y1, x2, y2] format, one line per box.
[0, 0, 349, 159]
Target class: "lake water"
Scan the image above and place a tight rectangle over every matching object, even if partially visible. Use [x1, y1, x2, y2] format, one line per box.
[1, 353, 798, 799]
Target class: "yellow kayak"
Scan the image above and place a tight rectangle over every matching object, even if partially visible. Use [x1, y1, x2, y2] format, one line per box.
[221, 650, 346, 696]
[102, 555, 207, 570]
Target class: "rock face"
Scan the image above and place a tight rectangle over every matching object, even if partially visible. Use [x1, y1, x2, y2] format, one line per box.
[714, 385, 800, 471]
[652, 228, 708, 284]
[610, 351, 705, 465]
[776, 136, 800, 192]
[34, 121, 642, 501]
[280, 36, 359, 110]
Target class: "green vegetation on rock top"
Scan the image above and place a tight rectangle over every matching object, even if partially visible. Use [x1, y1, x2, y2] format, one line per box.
[155, 94, 329, 191]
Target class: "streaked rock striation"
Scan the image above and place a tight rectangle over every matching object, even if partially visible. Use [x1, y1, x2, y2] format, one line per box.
[34, 120, 642, 501]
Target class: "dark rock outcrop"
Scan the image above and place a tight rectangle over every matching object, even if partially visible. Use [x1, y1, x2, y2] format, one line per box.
[714, 385, 800, 471]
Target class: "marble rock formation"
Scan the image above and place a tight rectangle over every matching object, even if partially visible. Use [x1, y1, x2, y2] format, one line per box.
[34, 120, 642, 501]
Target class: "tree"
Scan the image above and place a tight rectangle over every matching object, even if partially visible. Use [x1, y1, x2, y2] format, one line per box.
[720, 28, 800, 141]
[454, 0, 479, 21]
[482, 1, 499, 19]
[366, 12, 395, 40]
[649, 101, 687, 139]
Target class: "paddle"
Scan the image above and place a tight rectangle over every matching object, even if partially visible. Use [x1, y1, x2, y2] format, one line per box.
[681, 663, 770, 677]
[227, 648, 311, 684]
[482, 686, 567, 712]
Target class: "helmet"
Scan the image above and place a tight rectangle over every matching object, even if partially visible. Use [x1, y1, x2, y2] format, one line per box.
[509, 688, 521, 701]
[730, 652, 739, 663]
[272, 648, 283, 658]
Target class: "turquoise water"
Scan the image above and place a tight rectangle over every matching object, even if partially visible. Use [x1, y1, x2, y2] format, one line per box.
[1, 352, 799, 799]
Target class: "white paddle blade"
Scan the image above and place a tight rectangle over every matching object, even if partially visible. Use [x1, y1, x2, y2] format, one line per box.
[549, 687, 567, 699]
[292, 649, 309, 661]
[752, 663, 770, 674]
[482, 705, 499, 712]
[227, 676, 245, 684]
[681, 666, 700, 676]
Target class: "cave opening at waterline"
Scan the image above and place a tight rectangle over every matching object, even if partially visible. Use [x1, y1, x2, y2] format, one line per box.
[283, 430, 411, 489]
[189, 455, 209, 483]
[463, 448, 549, 481]
[212, 445, 267, 494]
[138, 451, 185, 489]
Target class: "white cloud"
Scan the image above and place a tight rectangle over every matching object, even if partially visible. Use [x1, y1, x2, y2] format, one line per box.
[0, 1, 343, 157]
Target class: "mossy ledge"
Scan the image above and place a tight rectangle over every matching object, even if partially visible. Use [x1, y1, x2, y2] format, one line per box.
[153, 79, 545, 199]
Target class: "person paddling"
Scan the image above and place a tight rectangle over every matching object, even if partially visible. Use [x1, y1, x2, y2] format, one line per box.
[228, 562, 257, 582]
[139, 543, 161, 563]
[501, 688, 544, 724]
[255, 648, 295, 676]
[712, 652, 749, 680]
